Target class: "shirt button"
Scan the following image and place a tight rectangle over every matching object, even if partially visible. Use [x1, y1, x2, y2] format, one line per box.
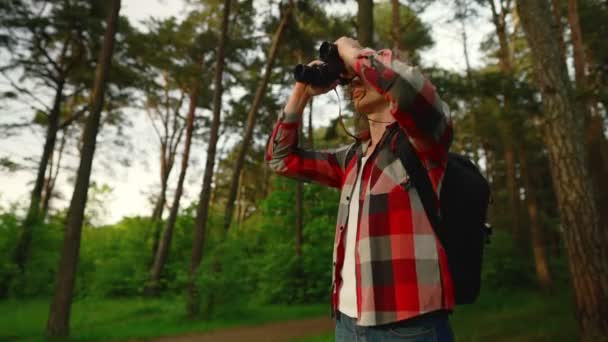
[339, 226, 344, 231]
[346, 196, 350, 200]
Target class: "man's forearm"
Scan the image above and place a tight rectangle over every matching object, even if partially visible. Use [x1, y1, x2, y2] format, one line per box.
[283, 83, 311, 120]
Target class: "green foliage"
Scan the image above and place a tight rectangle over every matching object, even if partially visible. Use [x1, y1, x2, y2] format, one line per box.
[79, 217, 154, 297]
[481, 230, 536, 290]
[192, 176, 339, 308]
[0, 212, 20, 291]
[373, 2, 434, 56]
[0, 214, 64, 298]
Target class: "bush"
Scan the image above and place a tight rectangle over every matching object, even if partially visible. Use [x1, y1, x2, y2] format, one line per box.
[79, 216, 154, 297]
[481, 230, 536, 291]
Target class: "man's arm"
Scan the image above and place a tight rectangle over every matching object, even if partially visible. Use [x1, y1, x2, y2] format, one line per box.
[266, 82, 352, 189]
[336, 38, 453, 163]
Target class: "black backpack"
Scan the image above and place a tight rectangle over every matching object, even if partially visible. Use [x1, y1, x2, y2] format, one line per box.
[393, 130, 491, 305]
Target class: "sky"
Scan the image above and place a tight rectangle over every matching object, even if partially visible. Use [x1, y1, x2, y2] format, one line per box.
[0, 0, 493, 224]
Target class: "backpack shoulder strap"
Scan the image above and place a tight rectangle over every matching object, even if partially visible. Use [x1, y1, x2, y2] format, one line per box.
[344, 140, 360, 169]
[394, 130, 442, 237]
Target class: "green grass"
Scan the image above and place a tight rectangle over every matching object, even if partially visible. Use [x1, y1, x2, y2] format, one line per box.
[0, 297, 327, 341]
[0, 289, 579, 342]
[291, 288, 579, 342]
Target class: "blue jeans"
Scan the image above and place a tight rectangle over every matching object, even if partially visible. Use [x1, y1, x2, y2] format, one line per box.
[335, 310, 455, 342]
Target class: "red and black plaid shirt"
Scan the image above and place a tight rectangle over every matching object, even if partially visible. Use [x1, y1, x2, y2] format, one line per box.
[266, 48, 454, 326]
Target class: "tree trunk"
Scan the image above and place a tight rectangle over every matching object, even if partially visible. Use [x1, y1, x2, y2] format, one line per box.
[503, 136, 523, 247]
[46, 0, 120, 336]
[42, 130, 67, 217]
[488, 0, 513, 72]
[550, 0, 567, 66]
[455, 0, 480, 165]
[487, 0, 523, 244]
[519, 145, 553, 291]
[390, 0, 406, 60]
[567, 0, 586, 89]
[222, 1, 293, 232]
[187, 0, 231, 318]
[516, 0, 608, 339]
[235, 167, 245, 228]
[150, 164, 170, 264]
[586, 115, 608, 237]
[0, 74, 66, 298]
[357, 0, 374, 47]
[14, 78, 65, 269]
[565, 0, 608, 230]
[148, 82, 199, 295]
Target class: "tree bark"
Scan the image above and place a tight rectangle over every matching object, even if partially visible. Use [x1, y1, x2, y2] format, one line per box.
[148, 80, 199, 295]
[357, 0, 374, 47]
[222, 1, 293, 232]
[550, 0, 567, 66]
[566, 0, 608, 232]
[14, 77, 65, 269]
[567, 0, 586, 89]
[46, 0, 120, 337]
[516, 0, 608, 339]
[487, 0, 523, 245]
[455, 0, 480, 165]
[519, 145, 553, 291]
[390, 0, 406, 60]
[488, 0, 514, 71]
[150, 161, 171, 264]
[187, 0, 231, 318]
[41, 130, 67, 217]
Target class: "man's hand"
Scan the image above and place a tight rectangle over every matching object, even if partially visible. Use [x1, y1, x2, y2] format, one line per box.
[334, 37, 362, 78]
[300, 60, 340, 97]
[285, 60, 339, 115]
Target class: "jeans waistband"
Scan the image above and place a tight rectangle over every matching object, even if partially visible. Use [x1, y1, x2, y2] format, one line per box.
[337, 309, 450, 327]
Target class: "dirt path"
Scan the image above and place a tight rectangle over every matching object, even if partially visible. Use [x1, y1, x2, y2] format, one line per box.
[141, 316, 334, 342]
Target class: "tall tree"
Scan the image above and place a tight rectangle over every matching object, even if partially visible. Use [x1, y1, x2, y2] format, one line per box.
[147, 12, 215, 292]
[46, 0, 121, 336]
[357, 0, 374, 47]
[483, 0, 524, 247]
[565, 0, 608, 231]
[139, 20, 189, 261]
[515, 0, 608, 339]
[391, 0, 402, 56]
[222, 0, 294, 232]
[378, 1, 433, 62]
[187, 0, 231, 318]
[0, 0, 108, 297]
[518, 144, 553, 290]
[149, 64, 200, 294]
[40, 129, 67, 217]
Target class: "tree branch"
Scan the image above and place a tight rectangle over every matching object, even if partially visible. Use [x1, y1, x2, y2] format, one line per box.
[59, 105, 88, 129]
[146, 109, 163, 141]
[1, 71, 52, 112]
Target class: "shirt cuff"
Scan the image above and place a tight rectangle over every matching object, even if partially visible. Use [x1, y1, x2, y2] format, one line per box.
[280, 111, 300, 125]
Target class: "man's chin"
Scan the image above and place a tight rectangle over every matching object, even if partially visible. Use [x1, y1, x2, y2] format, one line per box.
[354, 100, 371, 115]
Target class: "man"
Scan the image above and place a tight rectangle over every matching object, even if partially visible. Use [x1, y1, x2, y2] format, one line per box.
[266, 37, 455, 341]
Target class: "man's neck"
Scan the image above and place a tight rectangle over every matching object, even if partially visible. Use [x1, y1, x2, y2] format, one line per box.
[366, 109, 395, 146]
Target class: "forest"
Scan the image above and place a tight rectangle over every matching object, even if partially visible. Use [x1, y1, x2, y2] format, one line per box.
[0, 0, 607, 341]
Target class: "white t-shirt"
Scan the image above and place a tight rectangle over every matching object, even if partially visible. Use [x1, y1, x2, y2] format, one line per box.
[339, 156, 369, 318]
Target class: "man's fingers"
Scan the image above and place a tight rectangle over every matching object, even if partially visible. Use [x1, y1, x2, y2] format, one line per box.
[307, 59, 323, 67]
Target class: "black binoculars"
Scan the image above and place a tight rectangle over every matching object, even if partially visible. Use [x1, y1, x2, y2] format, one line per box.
[293, 41, 349, 88]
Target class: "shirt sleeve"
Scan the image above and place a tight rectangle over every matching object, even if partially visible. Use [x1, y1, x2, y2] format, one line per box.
[355, 49, 453, 163]
[266, 111, 353, 189]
